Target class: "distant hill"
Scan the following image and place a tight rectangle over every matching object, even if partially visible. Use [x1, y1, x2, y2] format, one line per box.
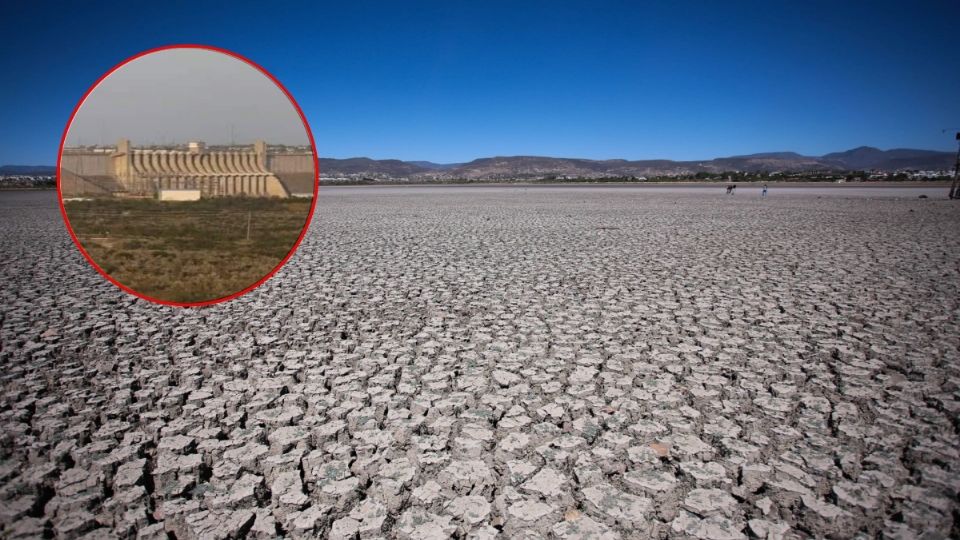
[8, 146, 955, 181]
[318, 157, 430, 177]
[450, 156, 612, 179]
[406, 161, 463, 170]
[699, 152, 830, 173]
[317, 147, 954, 180]
[0, 165, 56, 175]
[821, 147, 955, 171]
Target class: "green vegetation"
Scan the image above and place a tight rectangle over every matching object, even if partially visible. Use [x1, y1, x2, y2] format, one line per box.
[64, 197, 312, 303]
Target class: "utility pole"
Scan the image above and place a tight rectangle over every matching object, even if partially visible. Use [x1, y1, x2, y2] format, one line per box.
[950, 132, 960, 200]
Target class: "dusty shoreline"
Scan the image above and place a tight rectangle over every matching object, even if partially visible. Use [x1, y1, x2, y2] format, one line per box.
[319, 180, 953, 188]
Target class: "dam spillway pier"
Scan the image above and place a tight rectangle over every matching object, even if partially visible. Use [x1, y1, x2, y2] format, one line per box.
[61, 139, 314, 200]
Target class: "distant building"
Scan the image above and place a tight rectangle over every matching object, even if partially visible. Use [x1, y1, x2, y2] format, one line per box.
[61, 139, 314, 199]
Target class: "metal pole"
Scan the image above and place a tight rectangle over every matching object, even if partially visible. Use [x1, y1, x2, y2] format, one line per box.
[246, 211, 251, 241]
[950, 133, 960, 200]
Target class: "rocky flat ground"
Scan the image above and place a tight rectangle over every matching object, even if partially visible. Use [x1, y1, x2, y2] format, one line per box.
[1, 187, 958, 539]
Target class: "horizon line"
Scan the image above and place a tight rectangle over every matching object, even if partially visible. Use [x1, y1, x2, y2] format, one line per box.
[4, 144, 958, 169]
[320, 144, 957, 165]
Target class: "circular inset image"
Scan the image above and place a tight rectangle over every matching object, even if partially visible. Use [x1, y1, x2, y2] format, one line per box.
[58, 45, 318, 306]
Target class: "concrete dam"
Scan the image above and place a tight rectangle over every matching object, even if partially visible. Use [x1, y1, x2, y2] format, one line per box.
[61, 139, 315, 199]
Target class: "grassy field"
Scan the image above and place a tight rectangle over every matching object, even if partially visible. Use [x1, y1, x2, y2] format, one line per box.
[64, 197, 313, 303]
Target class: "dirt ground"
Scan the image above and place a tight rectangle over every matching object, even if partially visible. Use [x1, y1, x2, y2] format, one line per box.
[1, 187, 958, 538]
[62, 197, 312, 303]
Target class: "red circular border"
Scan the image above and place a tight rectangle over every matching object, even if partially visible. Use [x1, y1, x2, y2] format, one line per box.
[56, 44, 320, 308]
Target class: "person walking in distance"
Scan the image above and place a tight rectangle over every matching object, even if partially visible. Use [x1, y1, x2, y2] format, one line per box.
[761, 183, 768, 197]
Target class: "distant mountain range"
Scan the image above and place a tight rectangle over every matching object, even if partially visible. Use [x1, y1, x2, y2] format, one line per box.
[819, 147, 955, 171]
[0, 165, 56, 175]
[316, 147, 955, 180]
[3, 147, 954, 181]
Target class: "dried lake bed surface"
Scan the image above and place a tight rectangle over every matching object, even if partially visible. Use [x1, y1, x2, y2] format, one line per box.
[1, 186, 958, 539]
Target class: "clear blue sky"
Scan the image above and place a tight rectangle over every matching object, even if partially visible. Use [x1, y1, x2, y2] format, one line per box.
[1, 0, 958, 165]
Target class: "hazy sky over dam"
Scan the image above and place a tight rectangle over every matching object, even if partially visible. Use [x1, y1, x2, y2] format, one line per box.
[65, 48, 310, 147]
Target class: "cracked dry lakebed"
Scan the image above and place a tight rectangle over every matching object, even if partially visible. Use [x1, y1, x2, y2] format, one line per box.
[0, 186, 958, 539]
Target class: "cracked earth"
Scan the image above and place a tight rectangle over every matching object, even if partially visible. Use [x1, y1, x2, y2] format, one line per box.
[1, 187, 958, 539]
